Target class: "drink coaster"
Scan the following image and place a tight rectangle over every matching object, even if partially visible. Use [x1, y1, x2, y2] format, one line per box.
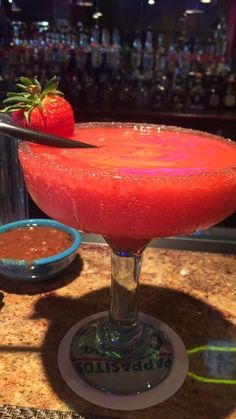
[58, 311, 188, 410]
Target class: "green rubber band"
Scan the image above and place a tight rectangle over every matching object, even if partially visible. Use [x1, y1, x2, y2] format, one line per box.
[187, 345, 236, 355]
[187, 345, 236, 384]
[188, 371, 236, 385]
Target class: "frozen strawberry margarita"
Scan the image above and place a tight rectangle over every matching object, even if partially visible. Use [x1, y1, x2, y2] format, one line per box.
[18, 123, 236, 250]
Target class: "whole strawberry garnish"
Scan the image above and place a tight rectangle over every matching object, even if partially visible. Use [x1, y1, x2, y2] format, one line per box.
[0, 76, 75, 136]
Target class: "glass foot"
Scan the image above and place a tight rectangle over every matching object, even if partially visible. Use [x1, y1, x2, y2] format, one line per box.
[58, 312, 188, 410]
[70, 316, 173, 394]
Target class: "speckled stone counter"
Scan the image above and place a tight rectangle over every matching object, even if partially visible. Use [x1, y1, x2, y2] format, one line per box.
[0, 243, 235, 419]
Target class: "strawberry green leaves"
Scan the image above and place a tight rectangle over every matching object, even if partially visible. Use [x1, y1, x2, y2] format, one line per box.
[0, 75, 62, 117]
[0, 75, 75, 136]
[42, 76, 63, 97]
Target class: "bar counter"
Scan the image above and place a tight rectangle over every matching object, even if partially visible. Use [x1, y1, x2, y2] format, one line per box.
[0, 242, 235, 419]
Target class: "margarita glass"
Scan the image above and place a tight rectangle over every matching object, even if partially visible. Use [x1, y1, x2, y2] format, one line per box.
[18, 123, 236, 401]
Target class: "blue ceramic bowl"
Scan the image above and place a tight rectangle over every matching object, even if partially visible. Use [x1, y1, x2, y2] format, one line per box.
[0, 219, 81, 281]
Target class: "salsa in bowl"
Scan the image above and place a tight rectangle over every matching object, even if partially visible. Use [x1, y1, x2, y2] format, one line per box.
[0, 219, 81, 281]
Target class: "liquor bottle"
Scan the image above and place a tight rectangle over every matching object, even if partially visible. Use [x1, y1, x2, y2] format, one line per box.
[77, 28, 90, 72]
[168, 74, 186, 111]
[207, 75, 221, 110]
[131, 31, 142, 77]
[83, 75, 99, 107]
[216, 57, 231, 79]
[142, 28, 154, 78]
[90, 25, 102, 69]
[66, 48, 77, 77]
[121, 30, 132, 73]
[166, 42, 177, 77]
[98, 78, 114, 108]
[134, 77, 150, 109]
[155, 33, 166, 73]
[180, 40, 191, 80]
[106, 28, 121, 71]
[113, 72, 134, 108]
[151, 71, 168, 110]
[187, 72, 206, 112]
[65, 75, 83, 112]
[214, 15, 226, 56]
[100, 28, 110, 72]
[222, 75, 236, 110]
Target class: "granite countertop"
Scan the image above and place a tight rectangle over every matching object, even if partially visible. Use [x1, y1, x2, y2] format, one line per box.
[0, 243, 235, 419]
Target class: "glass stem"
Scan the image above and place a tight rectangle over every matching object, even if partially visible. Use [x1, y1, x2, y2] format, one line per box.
[107, 248, 143, 348]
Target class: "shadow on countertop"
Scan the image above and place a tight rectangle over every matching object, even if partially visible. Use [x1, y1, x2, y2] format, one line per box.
[0, 254, 83, 295]
[30, 285, 236, 419]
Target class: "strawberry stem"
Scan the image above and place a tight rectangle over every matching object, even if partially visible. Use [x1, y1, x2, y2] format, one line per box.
[0, 75, 63, 117]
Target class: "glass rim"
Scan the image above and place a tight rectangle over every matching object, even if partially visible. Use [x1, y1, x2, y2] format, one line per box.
[18, 122, 236, 178]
